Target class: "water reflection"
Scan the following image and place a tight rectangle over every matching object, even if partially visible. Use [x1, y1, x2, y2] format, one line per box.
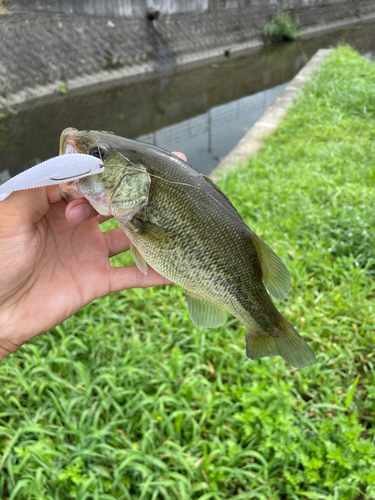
[1, 22, 375, 179]
[138, 83, 287, 173]
[363, 51, 375, 62]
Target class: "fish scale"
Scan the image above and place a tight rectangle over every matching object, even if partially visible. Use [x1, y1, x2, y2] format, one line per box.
[59, 128, 316, 369]
[130, 170, 269, 327]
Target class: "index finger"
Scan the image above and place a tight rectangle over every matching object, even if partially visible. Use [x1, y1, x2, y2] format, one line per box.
[172, 152, 187, 162]
[0, 185, 62, 229]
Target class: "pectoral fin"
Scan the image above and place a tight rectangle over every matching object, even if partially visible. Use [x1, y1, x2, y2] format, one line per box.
[131, 243, 148, 275]
[250, 232, 291, 301]
[130, 218, 178, 247]
[185, 292, 227, 328]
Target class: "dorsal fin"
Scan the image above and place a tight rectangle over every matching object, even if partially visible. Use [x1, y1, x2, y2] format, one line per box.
[202, 175, 290, 301]
[249, 232, 291, 301]
[202, 175, 244, 224]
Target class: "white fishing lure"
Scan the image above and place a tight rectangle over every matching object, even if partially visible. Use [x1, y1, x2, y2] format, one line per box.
[0, 154, 104, 202]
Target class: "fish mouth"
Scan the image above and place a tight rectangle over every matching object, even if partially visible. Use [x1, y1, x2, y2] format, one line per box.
[59, 127, 80, 155]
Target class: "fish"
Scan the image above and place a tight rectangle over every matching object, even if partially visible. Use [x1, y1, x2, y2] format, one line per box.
[59, 127, 316, 369]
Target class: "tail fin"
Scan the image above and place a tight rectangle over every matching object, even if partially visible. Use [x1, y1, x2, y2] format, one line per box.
[246, 319, 316, 369]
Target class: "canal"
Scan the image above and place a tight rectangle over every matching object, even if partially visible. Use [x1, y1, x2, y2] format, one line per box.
[1, 21, 375, 180]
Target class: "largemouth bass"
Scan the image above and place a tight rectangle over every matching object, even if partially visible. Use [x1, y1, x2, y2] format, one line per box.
[60, 128, 316, 369]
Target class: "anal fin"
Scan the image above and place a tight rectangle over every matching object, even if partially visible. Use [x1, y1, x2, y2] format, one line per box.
[186, 292, 227, 328]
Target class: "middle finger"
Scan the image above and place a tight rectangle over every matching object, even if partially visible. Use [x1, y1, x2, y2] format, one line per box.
[103, 226, 131, 258]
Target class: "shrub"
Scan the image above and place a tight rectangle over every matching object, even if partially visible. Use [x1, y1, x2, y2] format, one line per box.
[263, 11, 300, 42]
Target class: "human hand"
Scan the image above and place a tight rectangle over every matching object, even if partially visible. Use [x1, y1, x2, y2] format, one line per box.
[0, 152, 186, 361]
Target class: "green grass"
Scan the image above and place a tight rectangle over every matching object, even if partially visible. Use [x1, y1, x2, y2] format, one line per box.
[1, 46, 375, 499]
[263, 12, 300, 43]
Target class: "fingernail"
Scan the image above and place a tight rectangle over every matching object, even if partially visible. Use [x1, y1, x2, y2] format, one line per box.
[68, 203, 94, 224]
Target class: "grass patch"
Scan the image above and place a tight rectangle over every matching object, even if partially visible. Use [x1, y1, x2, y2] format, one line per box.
[263, 12, 300, 43]
[1, 46, 375, 499]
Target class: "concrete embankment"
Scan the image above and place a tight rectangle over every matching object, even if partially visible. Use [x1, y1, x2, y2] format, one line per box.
[1, 0, 375, 108]
[211, 48, 333, 179]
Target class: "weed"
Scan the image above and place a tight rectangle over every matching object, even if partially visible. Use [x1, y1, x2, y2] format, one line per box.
[0, 100, 17, 115]
[59, 82, 69, 95]
[263, 12, 300, 42]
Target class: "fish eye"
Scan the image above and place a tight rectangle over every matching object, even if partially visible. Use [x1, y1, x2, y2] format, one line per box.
[90, 147, 105, 159]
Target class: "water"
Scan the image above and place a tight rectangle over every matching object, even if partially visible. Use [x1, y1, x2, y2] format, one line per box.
[137, 83, 287, 173]
[1, 22, 375, 180]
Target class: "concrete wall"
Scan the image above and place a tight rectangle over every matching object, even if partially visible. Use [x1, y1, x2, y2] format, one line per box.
[7, 0, 371, 18]
[2, 0, 375, 107]
[7, 0, 209, 18]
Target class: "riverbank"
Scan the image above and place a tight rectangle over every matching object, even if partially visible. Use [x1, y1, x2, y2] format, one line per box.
[1, 1, 375, 109]
[1, 46, 374, 499]
[211, 48, 333, 179]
